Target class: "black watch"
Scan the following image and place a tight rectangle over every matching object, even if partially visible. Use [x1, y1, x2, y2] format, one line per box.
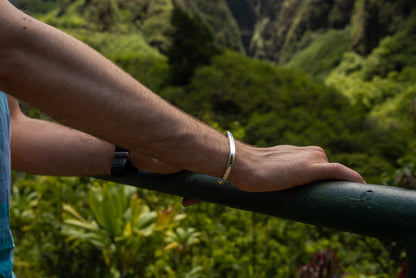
[111, 146, 138, 177]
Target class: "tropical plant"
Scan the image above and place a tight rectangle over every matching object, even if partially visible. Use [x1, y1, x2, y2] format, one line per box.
[62, 183, 189, 278]
[164, 227, 201, 255]
[10, 183, 38, 235]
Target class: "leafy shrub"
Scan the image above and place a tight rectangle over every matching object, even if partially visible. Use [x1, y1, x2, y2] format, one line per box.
[331, 153, 394, 185]
[11, 175, 108, 278]
[360, 17, 416, 80]
[164, 51, 369, 155]
[16, 0, 63, 15]
[62, 182, 193, 277]
[166, 3, 221, 85]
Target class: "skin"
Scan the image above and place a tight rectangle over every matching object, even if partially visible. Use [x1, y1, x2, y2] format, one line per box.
[7, 96, 180, 176]
[8, 95, 193, 205]
[0, 1, 364, 200]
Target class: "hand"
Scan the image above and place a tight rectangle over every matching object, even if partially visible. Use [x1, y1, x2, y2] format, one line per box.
[130, 152, 201, 207]
[182, 198, 202, 207]
[229, 144, 365, 192]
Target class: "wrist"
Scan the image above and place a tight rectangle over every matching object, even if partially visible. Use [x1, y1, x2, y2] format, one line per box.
[227, 142, 254, 191]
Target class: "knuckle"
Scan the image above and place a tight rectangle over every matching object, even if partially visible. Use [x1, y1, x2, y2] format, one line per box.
[310, 146, 326, 154]
[331, 162, 345, 172]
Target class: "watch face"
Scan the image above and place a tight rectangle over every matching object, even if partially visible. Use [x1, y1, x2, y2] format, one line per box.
[111, 149, 136, 177]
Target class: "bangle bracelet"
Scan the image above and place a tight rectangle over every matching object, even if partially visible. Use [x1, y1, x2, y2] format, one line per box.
[218, 131, 236, 185]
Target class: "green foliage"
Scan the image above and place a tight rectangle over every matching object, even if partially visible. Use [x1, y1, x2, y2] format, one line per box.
[383, 141, 416, 189]
[42, 0, 125, 32]
[10, 181, 38, 238]
[248, 0, 355, 64]
[41, 0, 173, 52]
[55, 27, 170, 92]
[39, 0, 89, 29]
[11, 175, 108, 278]
[179, 204, 404, 277]
[117, 0, 173, 52]
[110, 53, 170, 92]
[37, 23, 169, 92]
[325, 47, 416, 108]
[164, 227, 201, 254]
[368, 77, 416, 131]
[360, 17, 416, 79]
[325, 17, 416, 163]
[331, 153, 394, 185]
[61, 29, 160, 57]
[11, 174, 404, 277]
[286, 29, 351, 81]
[16, 0, 63, 15]
[351, 0, 416, 55]
[62, 183, 191, 277]
[326, 42, 416, 163]
[166, 3, 221, 85]
[179, 0, 245, 53]
[163, 51, 369, 156]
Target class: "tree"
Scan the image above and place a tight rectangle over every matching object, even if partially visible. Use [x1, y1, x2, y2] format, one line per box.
[166, 3, 220, 85]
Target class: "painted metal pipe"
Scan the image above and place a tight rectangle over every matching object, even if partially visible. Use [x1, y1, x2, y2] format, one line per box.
[99, 171, 416, 276]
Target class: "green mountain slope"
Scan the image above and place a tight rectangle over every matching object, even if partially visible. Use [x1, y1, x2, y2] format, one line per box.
[18, 0, 416, 66]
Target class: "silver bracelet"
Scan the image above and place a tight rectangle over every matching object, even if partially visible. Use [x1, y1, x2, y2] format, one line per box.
[218, 131, 236, 185]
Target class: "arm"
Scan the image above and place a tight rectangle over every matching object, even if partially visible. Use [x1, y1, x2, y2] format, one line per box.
[0, 2, 364, 191]
[8, 96, 180, 176]
[0, 1, 225, 177]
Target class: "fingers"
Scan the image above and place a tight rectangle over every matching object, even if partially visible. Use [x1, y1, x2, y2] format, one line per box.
[303, 146, 365, 184]
[182, 198, 202, 207]
[312, 162, 365, 184]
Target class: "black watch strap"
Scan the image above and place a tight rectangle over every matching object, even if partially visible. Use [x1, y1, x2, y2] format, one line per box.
[111, 146, 137, 177]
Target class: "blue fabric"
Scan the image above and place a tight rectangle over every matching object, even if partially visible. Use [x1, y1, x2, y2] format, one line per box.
[1, 0, 16, 275]
[0, 92, 14, 278]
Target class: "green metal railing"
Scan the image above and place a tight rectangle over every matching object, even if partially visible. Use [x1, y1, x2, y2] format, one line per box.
[100, 171, 416, 277]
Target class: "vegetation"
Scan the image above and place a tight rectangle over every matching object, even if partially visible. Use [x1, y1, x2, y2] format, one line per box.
[166, 3, 221, 85]
[10, 0, 416, 277]
[286, 29, 351, 81]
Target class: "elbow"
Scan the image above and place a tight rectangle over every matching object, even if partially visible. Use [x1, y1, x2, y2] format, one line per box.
[0, 3, 25, 92]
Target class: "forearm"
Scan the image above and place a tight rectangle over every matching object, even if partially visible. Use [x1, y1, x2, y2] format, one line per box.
[0, 2, 229, 178]
[8, 95, 181, 176]
[10, 113, 114, 176]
